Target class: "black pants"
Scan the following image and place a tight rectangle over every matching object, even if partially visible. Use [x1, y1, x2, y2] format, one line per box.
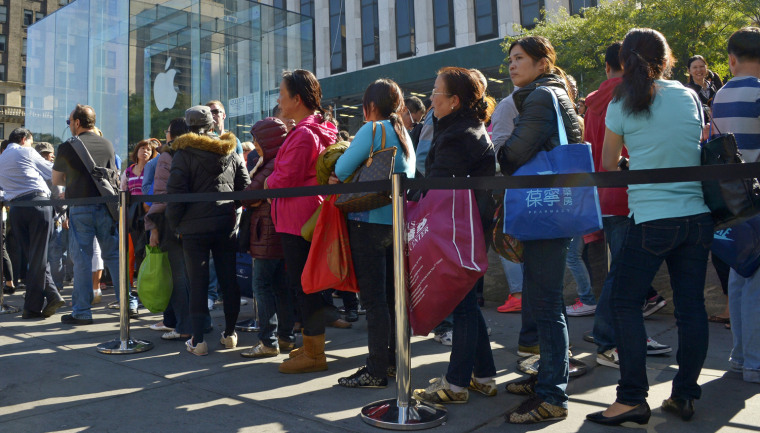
[2, 221, 13, 285]
[9, 196, 57, 313]
[183, 233, 239, 344]
[280, 233, 335, 336]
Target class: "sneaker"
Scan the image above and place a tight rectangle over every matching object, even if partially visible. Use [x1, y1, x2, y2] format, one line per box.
[241, 341, 279, 358]
[161, 330, 190, 340]
[506, 375, 537, 395]
[566, 298, 597, 316]
[107, 301, 120, 310]
[643, 295, 667, 317]
[357, 304, 366, 315]
[597, 348, 620, 368]
[338, 366, 388, 388]
[186, 338, 208, 356]
[207, 299, 215, 311]
[92, 289, 102, 304]
[468, 374, 497, 397]
[220, 332, 238, 349]
[506, 395, 568, 424]
[149, 321, 173, 332]
[646, 337, 672, 355]
[517, 344, 540, 357]
[433, 330, 453, 346]
[517, 355, 540, 375]
[240, 297, 249, 306]
[413, 376, 468, 404]
[497, 294, 522, 313]
[344, 309, 359, 322]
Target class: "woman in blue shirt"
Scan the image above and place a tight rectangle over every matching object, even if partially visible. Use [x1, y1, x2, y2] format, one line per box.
[587, 28, 712, 427]
[332, 78, 415, 387]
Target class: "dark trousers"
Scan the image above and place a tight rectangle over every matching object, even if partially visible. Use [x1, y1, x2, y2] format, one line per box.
[280, 233, 334, 337]
[166, 237, 191, 335]
[612, 214, 713, 405]
[183, 233, 239, 343]
[447, 282, 497, 387]
[2, 222, 12, 285]
[348, 221, 396, 377]
[253, 258, 293, 347]
[9, 196, 57, 313]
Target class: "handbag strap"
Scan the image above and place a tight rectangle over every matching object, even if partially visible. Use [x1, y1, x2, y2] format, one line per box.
[367, 122, 387, 159]
[541, 87, 569, 146]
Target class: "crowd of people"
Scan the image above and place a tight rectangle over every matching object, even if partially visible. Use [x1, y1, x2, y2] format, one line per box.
[0, 25, 758, 426]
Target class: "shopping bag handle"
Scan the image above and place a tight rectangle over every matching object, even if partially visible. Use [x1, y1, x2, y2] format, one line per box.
[541, 86, 569, 146]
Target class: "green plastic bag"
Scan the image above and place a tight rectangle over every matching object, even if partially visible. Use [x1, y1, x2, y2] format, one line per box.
[137, 245, 172, 313]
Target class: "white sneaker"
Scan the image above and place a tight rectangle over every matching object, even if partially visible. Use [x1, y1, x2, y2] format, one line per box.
[597, 348, 620, 368]
[240, 297, 249, 306]
[433, 330, 453, 346]
[646, 337, 672, 355]
[186, 338, 208, 356]
[566, 299, 596, 316]
[220, 331, 238, 349]
[207, 299, 215, 311]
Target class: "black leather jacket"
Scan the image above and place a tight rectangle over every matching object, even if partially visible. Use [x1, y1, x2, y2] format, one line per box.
[497, 74, 583, 175]
[166, 132, 250, 237]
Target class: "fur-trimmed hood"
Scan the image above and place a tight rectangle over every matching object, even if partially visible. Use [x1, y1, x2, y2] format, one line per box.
[171, 132, 238, 155]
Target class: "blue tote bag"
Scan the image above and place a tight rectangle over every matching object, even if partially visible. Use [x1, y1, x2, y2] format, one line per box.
[711, 215, 760, 278]
[503, 87, 602, 241]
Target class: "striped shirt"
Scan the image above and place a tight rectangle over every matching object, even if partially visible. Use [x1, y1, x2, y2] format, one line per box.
[711, 76, 760, 163]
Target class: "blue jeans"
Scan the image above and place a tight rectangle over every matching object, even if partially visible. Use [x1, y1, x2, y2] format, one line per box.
[48, 222, 65, 291]
[593, 216, 628, 353]
[253, 258, 293, 348]
[611, 213, 712, 405]
[500, 257, 523, 294]
[69, 204, 136, 319]
[446, 284, 496, 387]
[522, 237, 571, 407]
[728, 268, 760, 383]
[567, 236, 595, 305]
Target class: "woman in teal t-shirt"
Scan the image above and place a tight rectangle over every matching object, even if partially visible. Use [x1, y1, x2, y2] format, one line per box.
[587, 28, 713, 427]
[332, 78, 415, 388]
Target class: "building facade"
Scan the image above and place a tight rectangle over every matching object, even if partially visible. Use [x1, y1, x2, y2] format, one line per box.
[260, 0, 596, 133]
[0, 0, 73, 140]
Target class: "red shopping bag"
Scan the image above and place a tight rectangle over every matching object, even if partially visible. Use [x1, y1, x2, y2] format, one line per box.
[406, 189, 488, 336]
[301, 195, 359, 294]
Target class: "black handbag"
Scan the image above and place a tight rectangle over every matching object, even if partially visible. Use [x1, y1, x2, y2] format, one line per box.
[334, 122, 396, 213]
[701, 119, 760, 230]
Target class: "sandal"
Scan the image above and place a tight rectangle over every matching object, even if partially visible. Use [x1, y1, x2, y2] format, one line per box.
[708, 315, 730, 324]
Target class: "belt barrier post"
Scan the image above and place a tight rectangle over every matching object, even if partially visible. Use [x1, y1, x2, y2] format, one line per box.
[0, 201, 19, 314]
[360, 174, 447, 430]
[236, 257, 260, 332]
[97, 190, 153, 354]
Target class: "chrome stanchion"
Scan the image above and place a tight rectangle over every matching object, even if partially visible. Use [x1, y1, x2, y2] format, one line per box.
[236, 257, 260, 332]
[360, 174, 447, 430]
[0, 201, 19, 315]
[97, 190, 153, 354]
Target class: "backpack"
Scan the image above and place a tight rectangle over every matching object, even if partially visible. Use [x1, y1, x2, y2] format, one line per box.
[69, 136, 120, 221]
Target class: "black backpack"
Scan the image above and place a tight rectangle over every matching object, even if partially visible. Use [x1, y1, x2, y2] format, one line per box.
[69, 136, 120, 221]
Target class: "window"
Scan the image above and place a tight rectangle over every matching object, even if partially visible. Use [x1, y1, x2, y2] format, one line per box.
[0, 65, 5, 81]
[22, 67, 26, 81]
[300, 0, 313, 16]
[329, 0, 346, 73]
[0, 36, 6, 52]
[0, 94, 5, 105]
[36, 12, 45, 22]
[0, 6, 6, 23]
[520, 0, 544, 28]
[23, 10, 34, 26]
[300, 0, 315, 71]
[395, 0, 415, 59]
[22, 39, 27, 56]
[273, 0, 287, 9]
[475, 0, 498, 41]
[361, 0, 379, 66]
[0, 124, 4, 140]
[21, 95, 25, 107]
[570, 0, 597, 15]
[433, 0, 455, 50]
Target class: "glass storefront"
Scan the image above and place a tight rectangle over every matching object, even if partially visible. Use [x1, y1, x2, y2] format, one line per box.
[25, 0, 313, 160]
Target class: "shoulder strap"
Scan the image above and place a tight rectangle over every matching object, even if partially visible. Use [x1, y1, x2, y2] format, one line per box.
[68, 136, 97, 172]
[541, 87, 569, 146]
[379, 122, 386, 150]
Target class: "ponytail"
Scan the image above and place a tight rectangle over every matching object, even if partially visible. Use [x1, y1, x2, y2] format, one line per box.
[613, 28, 673, 116]
[388, 112, 411, 158]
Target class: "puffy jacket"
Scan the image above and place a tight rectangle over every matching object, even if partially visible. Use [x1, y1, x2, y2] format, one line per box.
[497, 74, 583, 175]
[267, 114, 337, 236]
[425, 108, 496, 233]
[144, 149, 174, 231]
[584, 77, 629, 216]
[245, 118, 287, 259]
[166, 132, 251, 237]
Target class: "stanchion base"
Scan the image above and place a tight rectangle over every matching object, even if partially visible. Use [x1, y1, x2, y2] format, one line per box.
[361, 398, 447, 430]
[235, 318, 260, 332]
[97, 338, 154, 355]
[0, 304, 20, 314]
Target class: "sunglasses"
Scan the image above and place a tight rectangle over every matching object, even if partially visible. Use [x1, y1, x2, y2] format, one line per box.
[210, 109, 222, 115]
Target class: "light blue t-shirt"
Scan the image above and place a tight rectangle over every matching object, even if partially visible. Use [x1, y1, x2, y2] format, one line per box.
[335, 119, 416, 225]
[605, 79, 709, 224]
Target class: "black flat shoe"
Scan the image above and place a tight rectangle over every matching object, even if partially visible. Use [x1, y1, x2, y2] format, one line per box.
[61, 314, 93, 325]
[662, 397, 694, 421]
[21, 310, 45, 319]
[587, 402, 651, 426]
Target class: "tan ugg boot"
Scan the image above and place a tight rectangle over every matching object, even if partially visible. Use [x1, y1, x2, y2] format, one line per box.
[278, 334, 327, 374]
[288, 346, 303, 358]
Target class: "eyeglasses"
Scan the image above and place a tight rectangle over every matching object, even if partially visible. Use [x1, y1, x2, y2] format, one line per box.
[66, 120, 70, 125]
[210, 109, 222, 115]
[431, 90, 452, 98]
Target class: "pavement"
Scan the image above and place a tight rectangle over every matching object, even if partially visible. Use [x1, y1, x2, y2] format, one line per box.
[0, 287, 758, 433]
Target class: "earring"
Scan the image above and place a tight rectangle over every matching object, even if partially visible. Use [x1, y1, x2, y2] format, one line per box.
[451, 106, 454, 110]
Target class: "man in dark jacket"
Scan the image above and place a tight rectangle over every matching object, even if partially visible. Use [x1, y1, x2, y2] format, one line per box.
[166, 105, 250, 356]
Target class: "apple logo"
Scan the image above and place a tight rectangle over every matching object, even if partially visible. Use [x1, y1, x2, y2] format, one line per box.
[154, 57, 178, 111]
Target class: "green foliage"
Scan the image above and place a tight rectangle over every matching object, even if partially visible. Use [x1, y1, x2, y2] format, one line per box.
[502, 0, 752, 97]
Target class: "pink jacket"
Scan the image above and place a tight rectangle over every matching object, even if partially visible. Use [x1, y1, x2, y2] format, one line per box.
[267, 114, 337, 236]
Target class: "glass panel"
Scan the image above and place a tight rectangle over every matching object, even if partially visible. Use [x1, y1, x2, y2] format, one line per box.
[0, 6, 7, 23]
[361, 0, 378, 66]
[475, 0, 497, 41]
[433, 0, 453, 50]
[329, 0, 346, 73]
[520, 0, 544, 28]
[0, 35, 6, 51]
[395, 0, 414, 58]
[24, 10, 34, 26]
[570, 0, 597, 15]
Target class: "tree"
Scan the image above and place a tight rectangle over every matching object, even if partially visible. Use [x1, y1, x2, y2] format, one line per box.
[502, 0, 752, 97]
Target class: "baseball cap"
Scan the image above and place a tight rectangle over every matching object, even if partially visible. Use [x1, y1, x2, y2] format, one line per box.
[35, 142, 54, 154]
[185, 105, 214, 127]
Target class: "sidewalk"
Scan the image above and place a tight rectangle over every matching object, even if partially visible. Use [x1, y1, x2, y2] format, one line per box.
[0, 288, 757, 433]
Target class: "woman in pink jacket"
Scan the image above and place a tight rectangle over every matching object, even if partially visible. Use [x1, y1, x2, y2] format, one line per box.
[266, 69, 338, 374]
